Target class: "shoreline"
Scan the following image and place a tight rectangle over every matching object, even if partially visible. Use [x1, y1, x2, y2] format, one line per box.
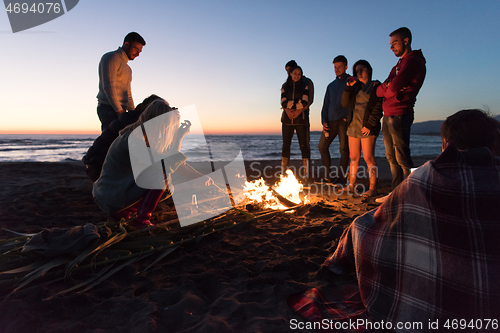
[0, 155, 438, 164]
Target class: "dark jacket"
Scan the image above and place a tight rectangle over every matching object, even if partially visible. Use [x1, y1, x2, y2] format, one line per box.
[321, 73, 350, 123]
[92, 129, 186, 212]
[302, 76, 314, 107]
[280, 78, 309, 125]
[341, 80, 383, 136]
[82, 94, 162, 169]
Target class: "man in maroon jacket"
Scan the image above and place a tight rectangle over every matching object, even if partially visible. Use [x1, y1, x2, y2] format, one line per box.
[377, 27, 426, 191]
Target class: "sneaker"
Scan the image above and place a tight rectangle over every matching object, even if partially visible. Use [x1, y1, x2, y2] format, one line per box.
[375, 193, 391, 203]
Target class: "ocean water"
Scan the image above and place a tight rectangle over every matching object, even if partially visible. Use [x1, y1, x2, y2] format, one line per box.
[0, 133, 443, 163]
[0, 134, 97, 162]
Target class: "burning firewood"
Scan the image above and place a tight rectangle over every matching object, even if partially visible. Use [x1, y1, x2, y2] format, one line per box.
[243, 170, 309, 210]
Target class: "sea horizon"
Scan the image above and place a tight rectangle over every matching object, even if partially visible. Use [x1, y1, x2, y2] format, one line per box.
[0, 133, 443, 163]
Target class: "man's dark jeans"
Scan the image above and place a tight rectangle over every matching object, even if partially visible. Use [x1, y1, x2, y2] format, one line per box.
[282, 124, 310, 159]
[382, 113, 414, 189]
[97, 103, 118, 132]
[317, 119, 349, 179]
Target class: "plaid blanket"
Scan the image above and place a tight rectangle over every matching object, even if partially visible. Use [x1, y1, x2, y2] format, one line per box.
[289, 145, 500, 332]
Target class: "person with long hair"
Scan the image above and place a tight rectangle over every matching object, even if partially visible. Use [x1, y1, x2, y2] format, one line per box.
[280, 65, 311, 182]
[93, 98, 210, 228]
[341, 60, 383, 197]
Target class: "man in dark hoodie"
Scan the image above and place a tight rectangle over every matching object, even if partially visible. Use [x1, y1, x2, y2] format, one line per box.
[376, 27, 426, 193]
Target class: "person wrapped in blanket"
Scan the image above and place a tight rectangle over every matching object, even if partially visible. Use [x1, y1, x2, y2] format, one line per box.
[93, 99, 212, 229]
[289, 109, 500, 330]
[280, 65, 311, 182]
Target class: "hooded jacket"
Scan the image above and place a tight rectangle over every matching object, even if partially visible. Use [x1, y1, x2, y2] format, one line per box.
[376, 49, 426, 117]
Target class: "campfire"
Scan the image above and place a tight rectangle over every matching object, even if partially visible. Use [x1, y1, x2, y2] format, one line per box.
[243, 170, 309, 210]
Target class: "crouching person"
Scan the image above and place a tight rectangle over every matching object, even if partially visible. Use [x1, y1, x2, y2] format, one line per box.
[93, 99, 210, 229]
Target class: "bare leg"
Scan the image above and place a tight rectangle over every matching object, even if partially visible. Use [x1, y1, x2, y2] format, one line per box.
[347, 136, 361, 193]
[361, 136, 378, 197]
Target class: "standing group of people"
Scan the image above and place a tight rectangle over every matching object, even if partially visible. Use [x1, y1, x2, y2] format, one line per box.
[280, 27, 426, 198]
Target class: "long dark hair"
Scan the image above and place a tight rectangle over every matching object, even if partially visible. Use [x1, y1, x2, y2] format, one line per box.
[352, 60, 373, 81]
[284, 66, 305, 88]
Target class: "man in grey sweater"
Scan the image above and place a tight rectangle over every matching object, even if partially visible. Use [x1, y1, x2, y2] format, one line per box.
[96, 32, 146, 131]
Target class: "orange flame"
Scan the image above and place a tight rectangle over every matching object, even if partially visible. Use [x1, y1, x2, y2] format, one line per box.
[243, 170, 309, 210]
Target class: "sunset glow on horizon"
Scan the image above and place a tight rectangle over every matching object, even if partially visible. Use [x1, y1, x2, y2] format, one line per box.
[1, 1, 499, 136]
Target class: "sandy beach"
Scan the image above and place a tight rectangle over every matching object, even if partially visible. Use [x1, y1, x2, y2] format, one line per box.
[0, 156, 435, 333]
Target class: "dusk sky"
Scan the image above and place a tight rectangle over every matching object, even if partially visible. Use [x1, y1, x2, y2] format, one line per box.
[1, 0, 499, 134]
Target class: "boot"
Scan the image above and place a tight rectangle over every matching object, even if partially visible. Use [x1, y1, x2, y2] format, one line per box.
[131, 189, 165, 228]
[362, 166, 378, 197]
[110, 200, 140, 220]
[302, 158, 309, 184]
[347, 172, 357, 194]
[281, 157, 289, 176]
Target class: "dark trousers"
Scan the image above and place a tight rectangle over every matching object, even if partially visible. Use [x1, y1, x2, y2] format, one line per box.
[84, 111, 140, 165]
[282, 124, 310, 159]
[382, 113, 414, 189]
[317, 119, 349, 178]
[97, 103, 118, 131]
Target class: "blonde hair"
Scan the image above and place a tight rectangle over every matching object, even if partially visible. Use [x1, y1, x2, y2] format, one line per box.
[124, 98, 181, 157]
[120, 99, 172, 135]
